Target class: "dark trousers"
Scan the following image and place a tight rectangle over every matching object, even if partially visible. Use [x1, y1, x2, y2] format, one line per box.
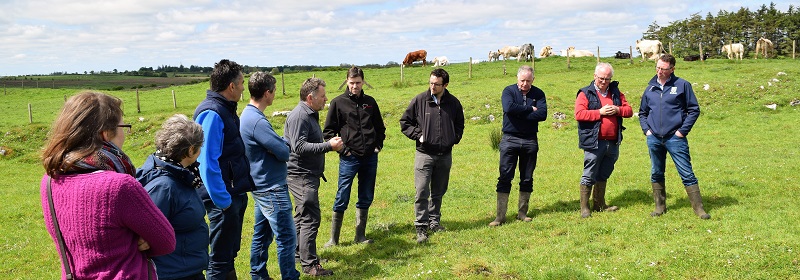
[287, 174, 321, 267]
[204, 193, 248, 280]
[496, 134, 538, 193]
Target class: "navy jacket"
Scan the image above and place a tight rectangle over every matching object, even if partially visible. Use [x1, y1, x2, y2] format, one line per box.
[136, 154, 208, 280]
[193, 90, 255, 203]
[638, 74, 700, 137]
[501, 84, 548, 139]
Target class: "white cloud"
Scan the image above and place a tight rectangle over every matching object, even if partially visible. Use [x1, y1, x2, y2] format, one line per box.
[0, 0, 795, 75]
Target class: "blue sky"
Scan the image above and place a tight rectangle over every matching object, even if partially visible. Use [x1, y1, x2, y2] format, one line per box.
[0, 0, 793, 76]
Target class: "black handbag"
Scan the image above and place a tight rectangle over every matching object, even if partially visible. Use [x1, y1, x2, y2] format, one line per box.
[46, 177, 75, 280]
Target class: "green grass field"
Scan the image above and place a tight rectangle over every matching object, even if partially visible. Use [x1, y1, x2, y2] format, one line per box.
[1, 57, 799, 279]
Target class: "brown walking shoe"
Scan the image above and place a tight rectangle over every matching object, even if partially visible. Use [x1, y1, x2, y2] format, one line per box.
[302, 263, 333, 277]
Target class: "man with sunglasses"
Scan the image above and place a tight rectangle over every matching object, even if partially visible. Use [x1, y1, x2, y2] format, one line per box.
[639, 54, 710, 220]
[574, 62, 633, 218]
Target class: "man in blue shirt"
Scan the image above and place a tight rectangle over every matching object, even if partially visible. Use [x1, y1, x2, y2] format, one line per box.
[639, 54, 710, 219]
[241, 72, 300, 280]
[193, 59, 255, 279]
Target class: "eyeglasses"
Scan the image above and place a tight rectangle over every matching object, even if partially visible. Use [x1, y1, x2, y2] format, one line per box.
[118, 124, 132, 133]
[595, 75, 612, 82]
[429, 82, 443, 87]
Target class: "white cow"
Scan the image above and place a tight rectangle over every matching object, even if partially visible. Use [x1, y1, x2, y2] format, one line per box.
[755, 37, 773, 59]
[722, 43, 744, 60]
[539, 45, 554, 58]
[564, 46, 594, 57]
[518, 43, 534, 62]
[431, 56, 449, 67]
[499, 45, 521, 60]
[488, 50, 500, 62]
[635, 39, 664, 61]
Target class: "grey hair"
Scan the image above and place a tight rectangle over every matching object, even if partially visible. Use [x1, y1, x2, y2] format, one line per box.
[300, 77, 326, 101]
[595, 62, 614, 77]
[517, 65, 534, 77]
[155, 114, 204, 161]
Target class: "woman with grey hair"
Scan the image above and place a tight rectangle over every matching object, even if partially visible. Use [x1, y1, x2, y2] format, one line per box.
[136, 114, 209, 280]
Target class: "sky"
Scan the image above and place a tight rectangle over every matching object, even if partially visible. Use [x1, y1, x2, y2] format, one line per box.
[0, 0, 794, 76]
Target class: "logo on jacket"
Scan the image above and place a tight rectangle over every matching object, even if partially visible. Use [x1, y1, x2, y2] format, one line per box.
[362, 104, 372, 109]
[670, 87, 678, 94]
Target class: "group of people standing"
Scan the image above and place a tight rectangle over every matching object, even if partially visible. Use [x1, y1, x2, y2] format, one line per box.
[39, 54, 710, 280]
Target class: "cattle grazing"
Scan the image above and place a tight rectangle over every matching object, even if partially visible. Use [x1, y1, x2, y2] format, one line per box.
[518, 43, 534, 62]
[614, 51, 631, 59]
[564, 46, 594, 57]
[488, 50, 500, 62]
[755, 37, 774, 59]
[635, 39, 665, 61]
[431, 56, 449, 67]
[539, 45, 554, 58]
[499, 45, 521, 60]
[722, 43, 744, 60]
[403, 50, 428, 66]
[683, 53, 709, 61]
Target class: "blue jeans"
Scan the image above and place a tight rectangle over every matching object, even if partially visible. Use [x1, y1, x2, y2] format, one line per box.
[204, 193, 248, 280]
[250, 185, 300, 280]
[580, 140, 620, 186]
[496, 134, 538, 193]
[332, 153, 378, 212]
[646, 134, 698, 186]
[413, 151, 452, 227]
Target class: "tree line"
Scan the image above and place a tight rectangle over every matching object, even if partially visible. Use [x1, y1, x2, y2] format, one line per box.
[642, 2, 800, 57]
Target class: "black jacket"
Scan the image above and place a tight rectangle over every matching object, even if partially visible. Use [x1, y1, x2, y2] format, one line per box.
[323, 90, 386, 157]
[399, 89, 465, 155]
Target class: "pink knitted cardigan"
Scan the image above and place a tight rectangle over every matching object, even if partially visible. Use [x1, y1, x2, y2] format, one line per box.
[41, 171, 176, 279]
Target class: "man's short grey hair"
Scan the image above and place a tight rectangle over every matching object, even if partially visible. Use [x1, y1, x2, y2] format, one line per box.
[155, 114, 204, 161]
[595, 62, 614, 77]
[517, 65, 534, 77]
[300, 77, 326, 101]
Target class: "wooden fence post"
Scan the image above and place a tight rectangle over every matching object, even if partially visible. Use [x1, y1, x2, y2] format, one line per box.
[172, 90, 177, 109]
[469, 57, 473, 79]
[281, 72, 286, 95]
[531, 46, 536, 70]
[596, 46, 600, 63]
[794, 40, 796, 59]
[567, 49, 571, 69]
[629, 46, 633, 64]
[699, 43, 704, 62]
[28, 103, 32, 124]
[503, 59, 507, 75]
[136, 89, 141, 113]
[21, 80, 24, 90]
[400, 65, 404, 82]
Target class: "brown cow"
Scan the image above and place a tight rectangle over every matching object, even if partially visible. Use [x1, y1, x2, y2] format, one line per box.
[403, 50, 427, 66]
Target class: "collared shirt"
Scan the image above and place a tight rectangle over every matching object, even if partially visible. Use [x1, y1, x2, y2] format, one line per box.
[285, 101, 332, 177]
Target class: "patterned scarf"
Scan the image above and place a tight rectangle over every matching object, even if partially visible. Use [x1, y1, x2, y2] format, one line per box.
[154, 150, 204, 189]
[69, 141, 136, 176]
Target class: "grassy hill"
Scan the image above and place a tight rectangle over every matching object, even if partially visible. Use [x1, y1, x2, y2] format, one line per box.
[1, 57, 799, 279]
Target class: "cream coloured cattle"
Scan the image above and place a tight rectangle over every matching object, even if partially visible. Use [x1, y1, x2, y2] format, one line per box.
[488, 50, 500, 62]
[539, 45, 554, 58]
[755, 37, 773, 59]
[635, 39, 664, 61]
[431, 56, 449, 67]
[499, 45, 521, 60]
[564, 46, 594, 57]
[722, 43, 744, 60]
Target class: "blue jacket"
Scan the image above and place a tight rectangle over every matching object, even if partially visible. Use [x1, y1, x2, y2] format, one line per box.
[240, 104, 290, 191]
[501, 84, 548, 139]
[194, 90, 255, 208]
[136, 154, 208, 280]
[638, 74, 700, 138]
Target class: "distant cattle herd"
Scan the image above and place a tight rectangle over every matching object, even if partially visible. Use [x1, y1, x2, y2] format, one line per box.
[401, 37, 778, 67]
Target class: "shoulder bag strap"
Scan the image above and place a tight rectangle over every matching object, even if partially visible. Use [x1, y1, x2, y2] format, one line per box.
[47, 177, 75, 280]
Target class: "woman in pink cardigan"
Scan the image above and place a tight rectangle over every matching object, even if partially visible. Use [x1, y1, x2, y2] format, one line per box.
[40, 91, 176, 279]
